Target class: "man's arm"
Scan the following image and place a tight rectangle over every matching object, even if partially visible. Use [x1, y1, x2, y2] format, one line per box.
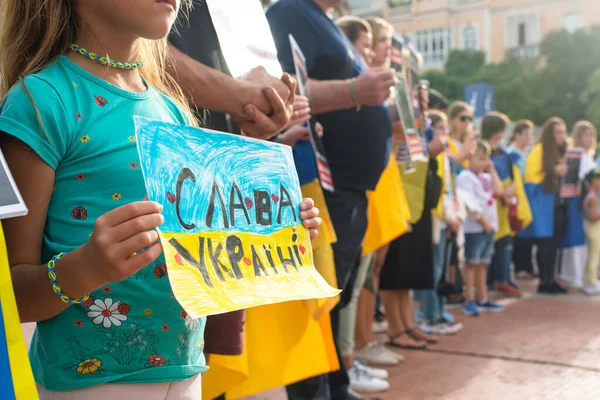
[168, 44, 295, 138]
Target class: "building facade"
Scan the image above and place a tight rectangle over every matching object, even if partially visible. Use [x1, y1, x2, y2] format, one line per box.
[347, 0, 600, 69]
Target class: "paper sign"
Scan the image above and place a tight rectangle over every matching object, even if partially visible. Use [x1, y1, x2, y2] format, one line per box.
[0, 149, 27, 220]
[289, 34, 334, 192]
[393, 74, 425, 170]
[207, 0, 283, 79]
[561, 148, 583, 198]
[135, 117, 339, 317]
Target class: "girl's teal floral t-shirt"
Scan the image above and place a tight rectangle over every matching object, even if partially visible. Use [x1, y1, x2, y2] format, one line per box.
[0, 56, 206, 391]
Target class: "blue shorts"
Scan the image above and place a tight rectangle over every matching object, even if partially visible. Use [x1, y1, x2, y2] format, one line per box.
[464, 232, 495, 265]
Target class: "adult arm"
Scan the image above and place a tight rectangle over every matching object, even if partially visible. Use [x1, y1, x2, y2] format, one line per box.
[168, 44, 295, 138]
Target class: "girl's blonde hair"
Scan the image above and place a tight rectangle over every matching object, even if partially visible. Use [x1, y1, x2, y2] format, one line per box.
[572, 120, 597, 153]
[428, 110, 447, 128]
[0, 0, 197, 126]
[365, 17, 393, 47]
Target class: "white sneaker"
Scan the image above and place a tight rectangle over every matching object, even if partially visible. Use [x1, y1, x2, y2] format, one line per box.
[353, 360, 389, 380]
[355, 341, 402, 366]
[583, 283, 600, 295]
[420, 322, 463, 336]
[348, 366, 390, 393]
[372, 320, 388, 333]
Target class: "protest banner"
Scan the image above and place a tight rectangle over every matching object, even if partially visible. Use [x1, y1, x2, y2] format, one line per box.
[289, 34, 334, 192]
[561, 148, 583, 198]
[135, 117, 339, 318]
[393, 74, 426, 172]
[207, 0, 282, 79]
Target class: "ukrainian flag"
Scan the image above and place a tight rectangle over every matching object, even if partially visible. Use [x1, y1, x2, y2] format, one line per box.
[362, 154, 411, 256]
[491, 147, 533, 240]
[202, 141, 339, 399]
[0, 223, 38, 400]
[519, 143, 554, 239]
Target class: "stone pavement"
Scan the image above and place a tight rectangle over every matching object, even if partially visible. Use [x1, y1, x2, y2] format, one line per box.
[243, 279, 600, 400]
[19, 279, 600, 400]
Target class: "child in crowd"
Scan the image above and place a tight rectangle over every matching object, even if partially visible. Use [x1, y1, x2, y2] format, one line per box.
[581, 168, 600, 295]
[0, 0, 321, 397]
[457, 141, 506, 316]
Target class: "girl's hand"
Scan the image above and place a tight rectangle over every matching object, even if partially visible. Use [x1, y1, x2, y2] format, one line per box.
[555, 163, 568, 177]
[81, 201, 165, 286]
[300, 198, 322, 240]
[288, 95, 311, 128]
[280, 124, 311, 148]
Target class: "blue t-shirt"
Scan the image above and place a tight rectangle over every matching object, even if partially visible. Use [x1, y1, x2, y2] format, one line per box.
[0, 56, 206, 391]
[267, 0, 392, 191]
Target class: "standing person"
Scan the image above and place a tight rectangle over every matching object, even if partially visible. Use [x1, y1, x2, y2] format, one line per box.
[580, 168, 600, 295]
[509, 121, 536, 280]
[457, 141, 506, 316]
[336, 16, 399, 393]
[414, 111, 465, 336]
[520, 117, 569, 294]
[481, 112, 524, 298]
[267, 1, 397, 399]
[0, 0, 322, 398]
[559, 121, 598, 289]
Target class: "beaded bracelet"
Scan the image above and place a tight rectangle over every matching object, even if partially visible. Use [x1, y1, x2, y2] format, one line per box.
[47, 252, 90, 305]
[349, 78, 361, 112]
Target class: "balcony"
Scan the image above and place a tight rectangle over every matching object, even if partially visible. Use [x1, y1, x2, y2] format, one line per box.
[388, 0, 412, 16]
[508, 44, 539, 60]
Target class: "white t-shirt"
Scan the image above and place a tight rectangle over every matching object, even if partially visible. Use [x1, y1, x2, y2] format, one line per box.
[456, 169, 498, 234]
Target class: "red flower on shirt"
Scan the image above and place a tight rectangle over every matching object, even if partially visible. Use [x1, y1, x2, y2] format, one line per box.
[94, 95, 108, 107]
[148, 354, 167, 366]
[83, 296, 94, 308]
[102, 286, 112, 294]
[75, 113, 82, 121]
[76, 173, 87, 181]
[118, 303, 130, 315]
[130, 162, 139, 169]
[161, 324, 169, 332]
[181, 310, 188, 319]
[74, 320, 84, 328]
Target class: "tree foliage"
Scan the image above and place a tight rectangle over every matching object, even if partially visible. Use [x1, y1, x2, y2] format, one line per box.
[423, 26, 600, 131]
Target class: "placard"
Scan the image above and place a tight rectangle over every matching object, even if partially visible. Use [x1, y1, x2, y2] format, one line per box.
[0, 149, 27, 220]
[289, 34, 334, 192]
[207, 0, 283, 79]
[135, 117, 339, 317]
[393, 74, 425, 170]
[561, 148, 583, 198]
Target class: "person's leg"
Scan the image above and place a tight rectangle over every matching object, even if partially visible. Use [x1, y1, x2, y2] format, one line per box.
[494, 236, 521, 296]
[584, 221, 600, 286]
[354, 288, 374, 351]
[513, 236, 534, 275]
[417, 230, 446, 323]
[463, 263, 475, 302]
[475, 264, 489, 303]
[339, 253, 373, 369]
[380, 290, 403, 337]
[383, 289, 425, 348]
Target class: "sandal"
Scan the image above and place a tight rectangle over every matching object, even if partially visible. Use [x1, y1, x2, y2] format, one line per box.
[386, 331, 427, 350]
[407, 327, 438, 344]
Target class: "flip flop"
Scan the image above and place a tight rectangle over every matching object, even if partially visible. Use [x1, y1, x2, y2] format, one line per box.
[407, 327, 439, 345]
[386, 331, 427, 350]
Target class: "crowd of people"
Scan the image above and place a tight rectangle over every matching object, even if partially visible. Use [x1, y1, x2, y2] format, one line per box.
[1, 0, 599, 399]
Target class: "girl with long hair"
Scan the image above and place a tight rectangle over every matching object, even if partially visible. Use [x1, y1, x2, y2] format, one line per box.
[521, 117, 569, 294]
[0, 0, 320, 397]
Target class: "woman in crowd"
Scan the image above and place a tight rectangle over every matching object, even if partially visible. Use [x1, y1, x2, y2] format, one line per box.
[521, 118, 569, 294]
[559, 121, 597, 290]
[509, 121, 536, 280]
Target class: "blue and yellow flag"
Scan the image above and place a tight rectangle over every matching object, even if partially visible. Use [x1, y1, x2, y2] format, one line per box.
[0, 223, 38, 400]
[519, 143, 555, 239]
[491, 147, 532, 240]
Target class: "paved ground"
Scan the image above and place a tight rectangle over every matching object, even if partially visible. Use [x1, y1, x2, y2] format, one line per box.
[243, 279, 600, 400]
[20, 279, 600, 400]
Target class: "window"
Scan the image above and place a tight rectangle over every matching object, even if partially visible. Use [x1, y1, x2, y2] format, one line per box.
[415, 28, 452, 67]
[506, 13, 540, 59]
[460, 24, 479, 50]
[562, 12, 584, 33]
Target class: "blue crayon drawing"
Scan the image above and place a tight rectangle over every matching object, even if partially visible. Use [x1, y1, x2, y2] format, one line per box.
[135, 116, 303, 235]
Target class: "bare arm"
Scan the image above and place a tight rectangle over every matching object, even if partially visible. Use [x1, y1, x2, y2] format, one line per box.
[489, 168, 505, 197]
[587, 196, 600, 222]
[305, 79, 354, 114]
[0, 137, 102, 322]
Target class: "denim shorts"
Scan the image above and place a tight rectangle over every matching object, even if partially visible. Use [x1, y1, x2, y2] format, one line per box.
[464, 232, 495, 264]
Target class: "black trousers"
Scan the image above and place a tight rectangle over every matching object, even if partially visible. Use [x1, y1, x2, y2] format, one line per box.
[513, 236, 534, 274]
[535, 201, 567, 285]
[286, 187, 368, 400]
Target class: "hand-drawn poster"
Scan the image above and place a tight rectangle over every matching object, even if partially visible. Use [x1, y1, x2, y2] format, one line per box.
[560, 148, 583, 198]
[208, 0, 283, 79]
[289, 35, 334, 192]
[135, 117, 339, 317]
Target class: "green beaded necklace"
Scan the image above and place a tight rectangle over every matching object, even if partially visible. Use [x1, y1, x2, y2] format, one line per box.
[69, 44, 144, 70]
